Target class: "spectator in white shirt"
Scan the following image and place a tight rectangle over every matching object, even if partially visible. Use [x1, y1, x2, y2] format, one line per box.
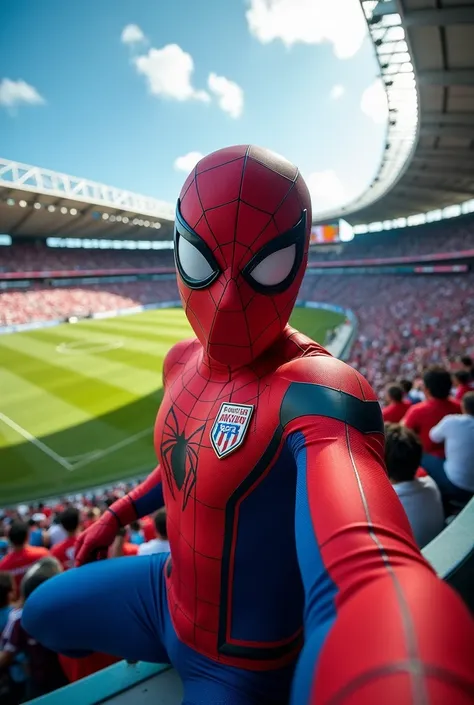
[385, 423, 445, 548]
[428, 391, 474, 505]
[138, 509, 170, 556]
[45, 517, 67, 548]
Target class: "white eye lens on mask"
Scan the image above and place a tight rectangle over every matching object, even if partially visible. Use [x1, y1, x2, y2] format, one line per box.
[249, 244, 296, 286]
[178, 236, 214, 282]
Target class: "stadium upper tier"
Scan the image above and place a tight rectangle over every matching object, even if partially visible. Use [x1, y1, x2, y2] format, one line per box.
[309, 214, 474, 262]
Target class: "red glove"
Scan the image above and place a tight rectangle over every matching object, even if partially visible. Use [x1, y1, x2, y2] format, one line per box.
[75, 509, 121, 566]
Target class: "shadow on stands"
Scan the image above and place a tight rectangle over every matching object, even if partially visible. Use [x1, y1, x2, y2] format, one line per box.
[24, 497, 474, 705]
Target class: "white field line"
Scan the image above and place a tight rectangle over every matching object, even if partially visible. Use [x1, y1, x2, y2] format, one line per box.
[0, 412, 74, 471]
[70, 427, 153, 470]
[64, 451, 102, 463]
[0, 412, 153, 473]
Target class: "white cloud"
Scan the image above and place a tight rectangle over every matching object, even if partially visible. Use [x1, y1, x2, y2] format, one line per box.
[246, 0, 367, 59]
[305, 169, 346, 212]
[174, 151, 204, 173]
[330, 84, 345, 100]
[360, 78, 388, 125]
[207, 73, 244, 119]
[133, 44, 210, 103]
[0, 79, 45, 109]
[121, 24, 146, 45]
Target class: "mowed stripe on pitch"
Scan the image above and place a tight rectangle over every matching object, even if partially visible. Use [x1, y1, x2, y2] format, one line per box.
[0, 339, 139, 414]
[0, 367, 146, 456]
[0, 309, 190, 504]
[0, 330, 163, 398]
[26, 326, 175, 375]
[0, 367, 95, 440]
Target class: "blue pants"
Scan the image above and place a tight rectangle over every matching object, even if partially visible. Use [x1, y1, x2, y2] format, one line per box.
[422, 454, 473, 506]
[22, 553, 295, 705]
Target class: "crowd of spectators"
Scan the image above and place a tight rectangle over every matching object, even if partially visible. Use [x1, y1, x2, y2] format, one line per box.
[0, 245, 174, 273]
[300, 273, 474, 400]
[0, 280, 179, 326]
[383, 363, 474, 546]
[0, 488, 169, 703]
[308, 217, 474, 262]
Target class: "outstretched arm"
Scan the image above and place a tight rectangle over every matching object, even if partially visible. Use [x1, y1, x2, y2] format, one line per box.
[75, 467, 164, 565]
[282, 358, 474, 704]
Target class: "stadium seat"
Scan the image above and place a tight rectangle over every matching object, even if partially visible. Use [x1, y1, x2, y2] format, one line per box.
[422, 496, 474, 614]
[24, 661, 183, 705]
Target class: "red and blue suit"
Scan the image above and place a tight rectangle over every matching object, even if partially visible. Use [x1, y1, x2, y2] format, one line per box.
[23, 146, 474, 704]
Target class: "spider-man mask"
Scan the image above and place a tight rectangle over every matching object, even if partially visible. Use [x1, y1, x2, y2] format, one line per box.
[174, 145, 312, 367]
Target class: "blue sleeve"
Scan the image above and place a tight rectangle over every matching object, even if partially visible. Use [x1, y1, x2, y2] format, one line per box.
[132, 481, 164, 517]
[287, 431, 338, 705]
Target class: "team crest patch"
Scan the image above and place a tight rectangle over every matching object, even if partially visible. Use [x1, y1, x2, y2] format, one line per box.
[211, 403, 254, 459]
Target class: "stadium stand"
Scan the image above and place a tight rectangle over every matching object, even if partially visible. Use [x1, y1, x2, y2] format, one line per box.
[308, 216, 474, 262]
[0, 245, 174, 273]
[300, 272, 474, 399]
[0, 281, 179, 326]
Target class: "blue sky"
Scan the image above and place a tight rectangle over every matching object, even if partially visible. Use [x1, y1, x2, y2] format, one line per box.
[0, 0, 388, 215]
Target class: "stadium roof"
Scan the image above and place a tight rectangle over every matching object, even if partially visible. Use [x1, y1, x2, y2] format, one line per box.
[0, 158, 175, 241]
[344, 0, 474, 225]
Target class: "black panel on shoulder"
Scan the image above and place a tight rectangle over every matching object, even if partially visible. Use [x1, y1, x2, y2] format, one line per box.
[280, 382, 384, 435]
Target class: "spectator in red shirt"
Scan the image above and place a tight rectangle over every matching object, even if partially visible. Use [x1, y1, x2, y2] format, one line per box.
[0, 523, 49, 598]
[382, 384, 411, 423]
[50, 508, 80, 570]
[403, 366, 461, 459]
[453, 370, 472, 402]
[141, 515, 158, 543]
[108, 528, 139, 558]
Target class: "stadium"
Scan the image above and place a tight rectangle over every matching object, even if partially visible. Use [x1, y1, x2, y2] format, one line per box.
[0, 1, 473, 704]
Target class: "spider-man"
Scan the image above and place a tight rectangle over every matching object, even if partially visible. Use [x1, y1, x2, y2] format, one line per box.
[23, 145, 474, 705]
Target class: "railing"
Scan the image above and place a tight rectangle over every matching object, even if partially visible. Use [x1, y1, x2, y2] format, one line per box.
[0, 158, 175, 220]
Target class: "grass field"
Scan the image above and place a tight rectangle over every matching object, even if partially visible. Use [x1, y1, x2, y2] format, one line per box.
[0, 306, 343, 506]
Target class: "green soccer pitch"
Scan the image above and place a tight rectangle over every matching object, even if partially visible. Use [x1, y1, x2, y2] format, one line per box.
[0, 306, 344, 506]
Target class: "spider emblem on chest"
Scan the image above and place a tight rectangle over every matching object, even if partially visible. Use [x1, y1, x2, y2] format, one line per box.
[160, 407, 206, 509]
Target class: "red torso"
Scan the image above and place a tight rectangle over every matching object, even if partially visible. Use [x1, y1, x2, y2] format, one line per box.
[154, 326, 327, 668]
